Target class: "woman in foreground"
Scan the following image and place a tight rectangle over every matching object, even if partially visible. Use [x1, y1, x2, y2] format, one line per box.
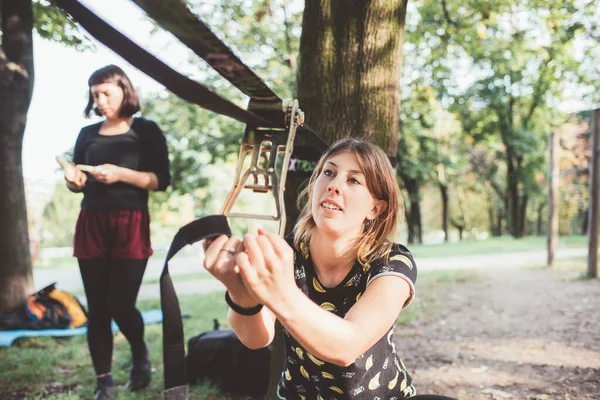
[205, 138, 456, 400]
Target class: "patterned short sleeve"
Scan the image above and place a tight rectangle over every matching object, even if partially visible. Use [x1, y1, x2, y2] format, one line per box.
[366, 244, 417, 308]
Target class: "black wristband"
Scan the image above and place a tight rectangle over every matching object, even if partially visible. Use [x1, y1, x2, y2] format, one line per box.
[225, 291, 263, 316]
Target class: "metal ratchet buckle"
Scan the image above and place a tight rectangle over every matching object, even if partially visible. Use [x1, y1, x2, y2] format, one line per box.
[221, 99, 304, 237]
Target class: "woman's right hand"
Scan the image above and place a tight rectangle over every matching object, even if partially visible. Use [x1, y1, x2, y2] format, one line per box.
[203, 235, 259, 308]
[65, 164, 87, 192]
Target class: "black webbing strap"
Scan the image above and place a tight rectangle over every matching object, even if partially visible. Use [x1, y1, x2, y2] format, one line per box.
[130, 0, 281, 102]
[160, 215, 231, 399]
[51, 0, 279, 128]
[297, 123, 329, 154]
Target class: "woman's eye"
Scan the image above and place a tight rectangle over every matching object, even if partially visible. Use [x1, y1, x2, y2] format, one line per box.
[323, 169, 334, 177]
[349, 177, 361, 185]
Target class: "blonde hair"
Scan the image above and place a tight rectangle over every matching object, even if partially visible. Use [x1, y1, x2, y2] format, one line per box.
[294, 138, 404, 265]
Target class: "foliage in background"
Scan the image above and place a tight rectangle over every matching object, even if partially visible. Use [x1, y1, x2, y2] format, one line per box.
[404, 0, 600, 238]
[32, 0, 600, 247]
[39, 183, 82, 247]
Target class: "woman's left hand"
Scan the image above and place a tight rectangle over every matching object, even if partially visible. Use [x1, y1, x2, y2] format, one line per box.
[89, 164, 123, 185]
[236, 229, 297, 309]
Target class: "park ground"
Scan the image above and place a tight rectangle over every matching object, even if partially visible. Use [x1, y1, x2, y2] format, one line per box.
[0, 236, 599, 400]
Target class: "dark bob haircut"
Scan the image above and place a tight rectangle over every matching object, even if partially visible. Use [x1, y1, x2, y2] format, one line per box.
[84, 65, 140, 118]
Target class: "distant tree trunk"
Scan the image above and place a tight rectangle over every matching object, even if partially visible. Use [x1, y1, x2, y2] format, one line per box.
[508, 177, 520, 237]
[0, 0, 35, 312]
[401, 177, 421, 245]
[494, 208, 504, 236]
[273, 0, 409, 398]
[519, 194, 528, 237]
[488, 206, 496, 235]
[451, 219, 465, 240]
[440, 183, 449, 242]
[413, 199, 422, 244]
[582, 209, 588, 235]
[537, 202, 544, 235]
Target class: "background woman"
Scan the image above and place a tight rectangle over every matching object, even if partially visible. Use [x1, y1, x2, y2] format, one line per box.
[65, 65, 170, 400]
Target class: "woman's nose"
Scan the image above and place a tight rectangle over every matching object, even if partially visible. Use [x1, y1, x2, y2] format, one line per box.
[327, 182, 340, 195]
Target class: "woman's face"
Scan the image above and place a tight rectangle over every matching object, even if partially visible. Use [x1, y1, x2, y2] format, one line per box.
[91, 82, 124, 120]
[311, 151, 383, 238]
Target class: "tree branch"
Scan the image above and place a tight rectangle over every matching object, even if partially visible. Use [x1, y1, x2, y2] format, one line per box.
[440, 0, 459, 28]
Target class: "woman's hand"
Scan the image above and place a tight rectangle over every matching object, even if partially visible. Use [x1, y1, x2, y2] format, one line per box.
[88, 164, 122, 185]
[236, 229, 297, 310]
[65, 164, 87, 192]
[203, 235, 259, 308]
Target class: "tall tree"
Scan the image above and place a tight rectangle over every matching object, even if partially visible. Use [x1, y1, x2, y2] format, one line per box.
[0, 0, 34, 312]
[272, 0, 410, 397]
[285, 0, 409, 230]
[0, 0, 87, 311]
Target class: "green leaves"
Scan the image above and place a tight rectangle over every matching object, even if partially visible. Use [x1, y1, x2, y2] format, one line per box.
[31, 1, 92, 49]
[0, 1, 91, 49]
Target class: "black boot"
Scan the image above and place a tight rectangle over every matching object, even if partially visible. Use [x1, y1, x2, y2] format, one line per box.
[94, 381, 114, 400]
[127, 344, 152, 391]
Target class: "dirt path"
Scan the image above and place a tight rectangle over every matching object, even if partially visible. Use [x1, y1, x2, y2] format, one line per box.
[396, 265, 600, 400]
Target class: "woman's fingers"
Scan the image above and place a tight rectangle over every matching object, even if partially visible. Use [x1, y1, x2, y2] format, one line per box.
[203, 234, 230, 268]
[243, 233, 269, 275]
[258, 229, 292, 261]
[256, 234, 277, 267]
[202, 237, 215, 253]
[236, 251, 258, 285]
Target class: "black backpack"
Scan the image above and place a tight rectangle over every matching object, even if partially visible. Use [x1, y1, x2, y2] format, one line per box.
[185, 320, 271, 397]
[0, 283, 88, 331]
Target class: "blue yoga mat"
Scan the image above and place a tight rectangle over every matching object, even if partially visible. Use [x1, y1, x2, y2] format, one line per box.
[0, 309, 188, 347]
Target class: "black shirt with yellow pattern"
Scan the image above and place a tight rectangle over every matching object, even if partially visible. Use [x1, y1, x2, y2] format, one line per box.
[277, 238, 418, 400]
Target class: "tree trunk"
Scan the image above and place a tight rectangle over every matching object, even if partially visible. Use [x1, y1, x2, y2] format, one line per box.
[440, 183, 449, 242]
[488, 206, 496, 236]
[415, 200, 423, 244]
[518, 194, 528, 237]
[272, 0, 408, 397]
[508, 177, 520, 237]
[409, 198, 422, 245]
[401, 177, 420, 245]
[537, 202, 544, 235]
[0, 0, 35, 312]
[494, 208, 504, 237]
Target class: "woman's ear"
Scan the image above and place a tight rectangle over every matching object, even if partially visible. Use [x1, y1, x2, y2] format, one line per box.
[369, 200, 387, 220]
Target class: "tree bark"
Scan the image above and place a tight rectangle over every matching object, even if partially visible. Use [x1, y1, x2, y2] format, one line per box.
[519, 194, 528, 237]
[537, 202, 544, 236]
[272, 0, 409, 397]
[440, 183, 449, 242]
[401, 177, 420, 245]
[0, 0, 35, 312]
[494, 207, 504, 237]
[488, 206, 495, 236]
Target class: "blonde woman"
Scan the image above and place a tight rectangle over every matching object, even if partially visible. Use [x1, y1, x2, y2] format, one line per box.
[204, 139, 455, 400]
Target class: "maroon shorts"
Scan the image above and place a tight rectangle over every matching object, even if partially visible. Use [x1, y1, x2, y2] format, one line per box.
[73, 209, 153, 259]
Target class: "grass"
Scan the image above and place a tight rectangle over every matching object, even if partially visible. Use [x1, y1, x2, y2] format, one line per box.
[406, 235, 591, 259]
[0, 269, 478, 399]
[0, 291, 230, 400]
